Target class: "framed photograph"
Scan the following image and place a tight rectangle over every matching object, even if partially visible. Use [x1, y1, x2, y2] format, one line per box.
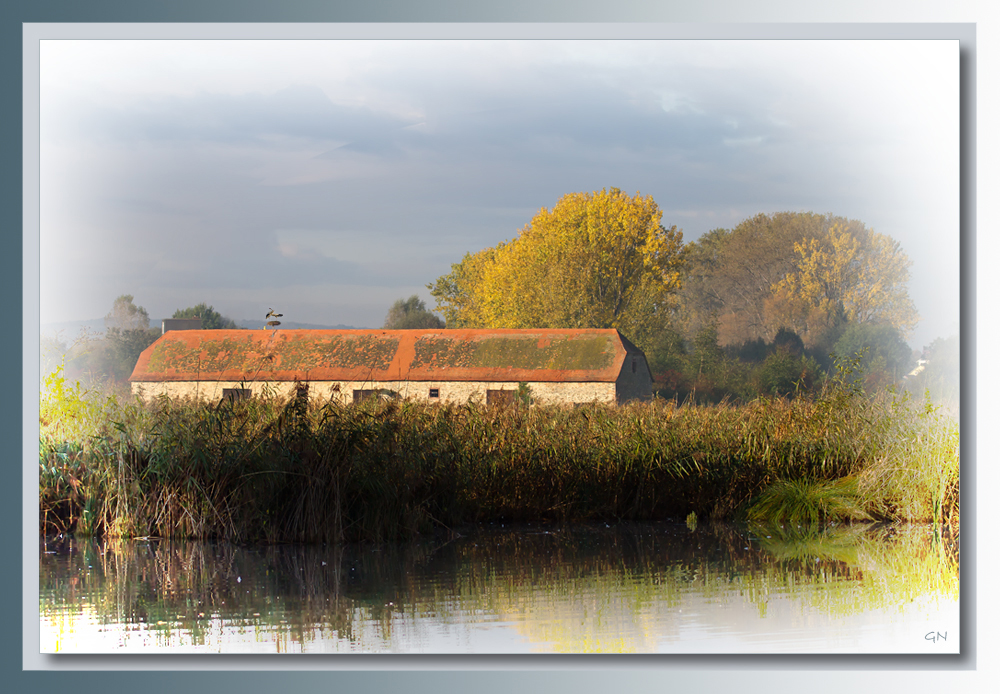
[26, 20, 967, 673]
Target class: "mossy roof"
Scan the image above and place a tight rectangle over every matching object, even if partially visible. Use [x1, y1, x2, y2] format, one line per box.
[129, 328, 641, 383]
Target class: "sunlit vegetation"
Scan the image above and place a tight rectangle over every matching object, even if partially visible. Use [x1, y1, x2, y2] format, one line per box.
[428, 188, 685, 347]
[39, 357, 958, 542]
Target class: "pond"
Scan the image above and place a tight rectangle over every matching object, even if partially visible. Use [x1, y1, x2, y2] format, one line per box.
[39, 522, 959, 654]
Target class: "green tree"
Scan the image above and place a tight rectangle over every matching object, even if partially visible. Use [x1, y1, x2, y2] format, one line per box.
[833, 323, 914, 390]
[105, 294, 150, 332]
[751, 351, 820, 397]
[675, 227, 731, 337]
[383, 295, 445, 329]
[771, 327, 805, 357]
[99, 295, 159, 382]
[105, 326, 160, 381]
[684, 322, 751, 403]
[172, 303, 240, 329]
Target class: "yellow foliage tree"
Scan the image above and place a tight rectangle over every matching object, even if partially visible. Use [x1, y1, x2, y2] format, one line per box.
[429, 189, 685, 346]
[771, 223, 918, 340]
[427, 246, 498, 328]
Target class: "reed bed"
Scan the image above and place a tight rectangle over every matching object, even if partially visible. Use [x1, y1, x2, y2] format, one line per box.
[39, 374, 959, 542]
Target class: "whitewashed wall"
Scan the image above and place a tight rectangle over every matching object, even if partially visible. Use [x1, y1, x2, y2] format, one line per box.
[131, 379, 618, 406]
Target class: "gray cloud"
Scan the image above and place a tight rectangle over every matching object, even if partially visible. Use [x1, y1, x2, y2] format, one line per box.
[40, 40, 958, 347]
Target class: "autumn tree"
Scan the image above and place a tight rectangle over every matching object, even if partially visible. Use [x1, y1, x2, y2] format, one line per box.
[679, 212, 917, 351]
[427, 247, 498, 328]
[429, 188, 685, 347]
[383, 295, 445, 329]
[770, 223, 919, 341]
[676, 227, 730, 335]
[173, 303, 240, 329]
[681, 212, 838, 345]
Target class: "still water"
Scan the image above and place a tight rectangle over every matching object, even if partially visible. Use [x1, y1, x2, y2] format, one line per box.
[39, 522, 959, 654]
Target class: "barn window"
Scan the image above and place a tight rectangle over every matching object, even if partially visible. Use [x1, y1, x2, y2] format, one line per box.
[221, 388, 251, 403]
[429, 388, 439, 398]
[632, 357, 637, 373]
[486, 389, 515, 407]
[353, 389, 377, 403]
[353, 389, 399, 403]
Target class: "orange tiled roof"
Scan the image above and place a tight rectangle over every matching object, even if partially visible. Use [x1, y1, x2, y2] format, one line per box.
[129, 328, 641, 383]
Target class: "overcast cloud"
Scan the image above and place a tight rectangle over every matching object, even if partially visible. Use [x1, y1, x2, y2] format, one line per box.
[39, 39, 958, 348]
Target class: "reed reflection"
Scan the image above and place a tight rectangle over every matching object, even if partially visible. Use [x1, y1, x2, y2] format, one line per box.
[40, 522, 958, 653]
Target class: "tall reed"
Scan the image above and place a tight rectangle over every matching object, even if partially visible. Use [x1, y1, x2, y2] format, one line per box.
[39, 371, 959, 542]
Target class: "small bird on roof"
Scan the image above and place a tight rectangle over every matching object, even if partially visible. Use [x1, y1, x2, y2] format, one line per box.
[266, 308, 283, 319]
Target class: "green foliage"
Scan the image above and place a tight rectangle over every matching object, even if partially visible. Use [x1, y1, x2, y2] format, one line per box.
[752, 351, 820, 397]
[104, 327, 160, 381]
[746, 477, 872, 526]
[855, 392, 960, 526]
[173, 303, 240, 329]
[649, 324, 822, 403]
[833, 323, 914, 390]
[771, 327, 805, 356]
[733, 337, 768, 363]
[515, 382, 532, 407]
[383, 295, 446, 329]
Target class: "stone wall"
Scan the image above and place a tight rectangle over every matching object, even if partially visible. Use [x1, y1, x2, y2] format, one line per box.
[132, 379, 618, 406]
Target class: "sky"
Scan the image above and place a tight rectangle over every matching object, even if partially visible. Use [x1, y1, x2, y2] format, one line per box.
[37, 39, 959, 348]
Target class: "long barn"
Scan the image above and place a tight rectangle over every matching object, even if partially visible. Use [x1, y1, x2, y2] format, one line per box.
[128, 328, 653, 406]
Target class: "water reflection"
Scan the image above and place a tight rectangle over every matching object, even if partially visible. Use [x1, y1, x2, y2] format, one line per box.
[39, 522, 959, 654]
